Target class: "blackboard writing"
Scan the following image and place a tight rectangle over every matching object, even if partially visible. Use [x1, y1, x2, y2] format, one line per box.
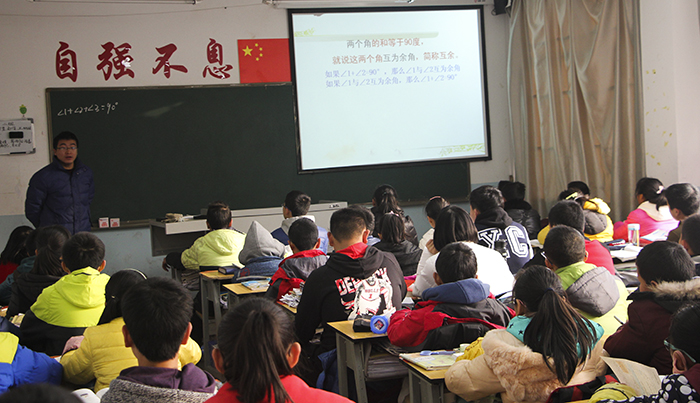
[56, 102, 118, 117]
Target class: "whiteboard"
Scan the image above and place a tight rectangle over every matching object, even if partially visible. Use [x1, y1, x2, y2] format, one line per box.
[0, 119, 35, 155]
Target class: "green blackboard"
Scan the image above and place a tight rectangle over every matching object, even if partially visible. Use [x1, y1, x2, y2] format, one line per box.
[46, 83, 470, 223]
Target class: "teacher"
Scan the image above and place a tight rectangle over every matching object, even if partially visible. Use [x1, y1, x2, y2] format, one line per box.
[25, 131, 94, 234]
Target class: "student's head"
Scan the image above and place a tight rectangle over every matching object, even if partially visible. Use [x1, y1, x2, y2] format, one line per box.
[24, 229, 38, 257]
[468, 185, 503, 216]
[61, 232, 106, 272]
[99, 269, 147, 325]
[52, 131, 79, 168]
[681, 214, 700, 255]
[207, 201, 232, 230]
[372, 184, 403, 215]
[283, 190, 311, 218]
[329, 206, 369, 246]
[434, 242, 477, 284]
[0, 225, 33, 265]
[543, 226, 586, 268]
[500, 181, 527, 202]
[433, 206, 479, 251]
[512, 265, 596, 384]
[424, 196, 450, 227]
[378, 213, 405, 245]
[214, 298, 298, 403]
[567, 181, 590, 196]
[668, 302, 700, 373]
[0, 383, 81, 403]
[287, 218, 319, 252]
[121, 277, 193, 363]
[664, 183, 700, 220]
[32, 225, 71, 277]
[635, 177, 667, 207]
[636, 241, 694, 289]
[548, 200, 585, 234]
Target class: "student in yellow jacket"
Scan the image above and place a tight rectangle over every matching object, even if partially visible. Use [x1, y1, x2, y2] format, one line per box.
[61, 269, 202, 391]
[20, 232, 111, 356]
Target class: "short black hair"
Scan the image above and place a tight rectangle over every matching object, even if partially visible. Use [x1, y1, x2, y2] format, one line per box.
[665, 183, 700, 216]
[468, 185, 503, 213]
[669, 302, 700, 364]
[121, 277, 193, 362]
[207, 201, 232, 230]
[548, 201, 585, 233]
[636, 241, 694, 284]
[543, 226, 586, 268]
[53, 131, 79, 149]
[284, 191, 311, 217]
[567, 181, 590, 196]
[433, 205, 478, 251]
[330, 207, 368, 243]
[62, 232, 105, 271]
[378, 213, 405, 245]
[500, 181, 526, 202]
[288, 218, 319, 251]
[435, 242, 478, 283]
[681, 214, 700, 255]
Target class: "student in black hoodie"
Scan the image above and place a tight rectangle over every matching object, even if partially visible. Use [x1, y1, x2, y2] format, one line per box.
[295, 206, 407, 357]
[373, 212, 422, 276]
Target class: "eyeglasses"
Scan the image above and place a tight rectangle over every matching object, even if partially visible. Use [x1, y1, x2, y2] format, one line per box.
[664, 339, 697, 365]
[57, 146, 77, 151]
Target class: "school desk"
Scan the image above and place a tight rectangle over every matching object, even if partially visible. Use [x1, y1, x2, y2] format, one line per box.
[223, 282, 269, 309]
[199, 270, 236, 372]
[402, 359, 449, 403]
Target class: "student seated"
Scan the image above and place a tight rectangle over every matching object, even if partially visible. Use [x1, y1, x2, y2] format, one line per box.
[664, 183, 700, 243]
[594, 302, 700, 403]
[499, 181, 541, 240]
[412, 206, 514, 297]
[101, 277, 217, 403]
[237, 221, 285, 278]
[543, 226, 628, 335]
[370, 184, 418, 247]
[0, 229, 37, 306]
[61, 269, 202, 392]
[208, 298, 353, 403]
[20, 232, 110, 356]
[605, 241, 698, 374]
[0, 331, 63, 394]
[163, 201, 246, 290]
[0, 225, 32, 284]
[271, 190, 330, 253]
[265, 218, 328, 301]
[388, 242, 511, 350]
[538, 189, 614, 244]
[469, 185, 533, 274]
[7, 225, 69, 317]
[373, 213, 422, 276]
[445, 265, 606, 403]
[419, 196, 450, 250]
[295, 206, 406, 365]
[530, 200, 615, 275]
[613, 177, 677, 241]
[680, 213, 700, 271]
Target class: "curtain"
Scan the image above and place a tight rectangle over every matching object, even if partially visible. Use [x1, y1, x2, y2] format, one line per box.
[507, 0, 644, 222]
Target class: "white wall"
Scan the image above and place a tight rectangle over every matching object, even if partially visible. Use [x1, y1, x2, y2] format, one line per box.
[640, 0, 700, 186]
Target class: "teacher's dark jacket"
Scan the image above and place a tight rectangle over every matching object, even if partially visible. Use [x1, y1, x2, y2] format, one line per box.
[25, 156, 94, 234]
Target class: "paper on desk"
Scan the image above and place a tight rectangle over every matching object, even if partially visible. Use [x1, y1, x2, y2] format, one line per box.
[610, 245, 643, 262]
[642, 229, 669, 243]
[602, 357, 661, 396]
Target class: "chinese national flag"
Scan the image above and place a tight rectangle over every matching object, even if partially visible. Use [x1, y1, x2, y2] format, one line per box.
[238, 39, 291, 83]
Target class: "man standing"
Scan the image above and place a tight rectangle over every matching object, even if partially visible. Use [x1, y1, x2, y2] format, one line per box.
[25, 131, 94, 234]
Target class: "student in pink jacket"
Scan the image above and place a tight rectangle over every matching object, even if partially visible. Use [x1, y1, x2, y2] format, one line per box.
[613, 177, 677, 242]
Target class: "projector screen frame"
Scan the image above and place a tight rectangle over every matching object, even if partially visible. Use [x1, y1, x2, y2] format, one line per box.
[288, 5, 493, 174]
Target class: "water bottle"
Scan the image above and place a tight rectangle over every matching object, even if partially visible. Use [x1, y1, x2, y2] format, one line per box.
[494, 239, 508, 260]
[628, 223, 640, 247]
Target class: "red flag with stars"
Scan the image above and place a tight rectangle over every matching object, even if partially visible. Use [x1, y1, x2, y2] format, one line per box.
[238, 39, 291, 83]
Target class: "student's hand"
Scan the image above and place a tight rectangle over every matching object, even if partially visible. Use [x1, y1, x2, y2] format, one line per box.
[63, 335, 84, 355]
[426, 239, 438, 255]
[162, 258, 170, 271]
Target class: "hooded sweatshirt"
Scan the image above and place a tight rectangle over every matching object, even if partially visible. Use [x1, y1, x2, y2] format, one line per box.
[474, 207, 533, 274]
[237, 221, 285, 278]
[613, 201, 678, 242]
[265, 249, 328, 301]
[101, 363, 217, 403]
[295, 243, 406, 353]
[0, 332, 63, 394]
[271, 215, 330, 253]
[180, 228, 246, 271]
[7, 272, 61, 317]
[388, 278, 512, 350]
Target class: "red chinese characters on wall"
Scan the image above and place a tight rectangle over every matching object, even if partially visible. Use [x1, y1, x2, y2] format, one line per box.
[97, 42, 135, 80]
[153, 43, 188, 78]
[203, 38, 233, 79]
[56, 42, 78, 82]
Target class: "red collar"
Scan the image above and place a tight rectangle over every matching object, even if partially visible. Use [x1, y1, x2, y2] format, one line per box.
[278, 248, 326, 267]
[336, 242, 368, 259]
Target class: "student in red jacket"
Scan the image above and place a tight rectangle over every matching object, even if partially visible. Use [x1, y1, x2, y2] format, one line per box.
[604, 241, 698, 374]
[388, 242, 512, 351]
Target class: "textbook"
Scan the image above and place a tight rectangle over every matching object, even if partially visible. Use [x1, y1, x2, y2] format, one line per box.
[241, 280, 270, 291]
[399, 351, 457, 370]
[218, 266, 241, 275]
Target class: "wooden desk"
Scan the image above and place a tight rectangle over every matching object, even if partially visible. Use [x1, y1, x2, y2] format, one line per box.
[402, 360, 448, 403]
[200, 270, 236, 372]
[223, 282, 269, 296]
[328, 320, 388, 403]
[277, 302, 297, 315]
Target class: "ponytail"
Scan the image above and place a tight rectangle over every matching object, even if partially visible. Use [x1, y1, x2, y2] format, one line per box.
[373, 184, 403, 216]
[98, 269, 147, 325]
[31, 225, 71, 277]
[218, 298, 295, 403]
[378, 213, 405, 245]
[514, 266, 596, 385]
[635, 177, 667, 209]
